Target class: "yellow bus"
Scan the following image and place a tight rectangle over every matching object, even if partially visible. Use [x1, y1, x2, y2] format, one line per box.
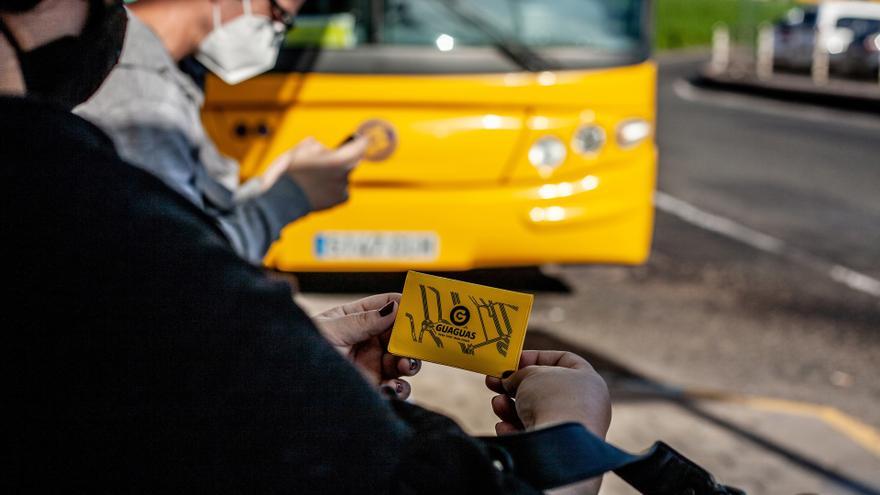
[203, 0, 657, 272]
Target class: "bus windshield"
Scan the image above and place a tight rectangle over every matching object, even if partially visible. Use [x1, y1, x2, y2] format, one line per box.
[281, 0, 650, 73]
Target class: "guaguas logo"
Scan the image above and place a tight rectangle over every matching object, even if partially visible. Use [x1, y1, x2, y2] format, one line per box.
[404, 284, 520, 357]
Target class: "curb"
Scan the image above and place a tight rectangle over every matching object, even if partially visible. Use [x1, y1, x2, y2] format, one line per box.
[696, 66, 880, 113]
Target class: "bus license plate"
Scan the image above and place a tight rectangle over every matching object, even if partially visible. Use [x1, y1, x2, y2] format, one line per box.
[314, 232, 439, 261]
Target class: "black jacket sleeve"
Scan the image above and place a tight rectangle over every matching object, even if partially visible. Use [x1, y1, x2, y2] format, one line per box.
[3, 102, 540, 494]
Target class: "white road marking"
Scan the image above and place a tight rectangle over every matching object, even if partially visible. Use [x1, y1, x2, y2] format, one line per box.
[655, 192, 786, 254]
[672, 78, 880, 131]
[655, 191, 880, 298]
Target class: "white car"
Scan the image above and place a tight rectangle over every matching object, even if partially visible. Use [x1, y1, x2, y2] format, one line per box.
[831, 16, 880, 77]
[774, 1, 880, 77]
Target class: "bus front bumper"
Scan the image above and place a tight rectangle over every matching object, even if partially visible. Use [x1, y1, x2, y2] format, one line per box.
[265, 152, 656, 272]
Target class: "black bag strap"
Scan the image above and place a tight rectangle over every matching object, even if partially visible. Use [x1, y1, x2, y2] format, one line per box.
[480, 423, 745, 495]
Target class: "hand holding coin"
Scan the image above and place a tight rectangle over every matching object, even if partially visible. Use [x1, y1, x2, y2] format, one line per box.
[340, 119, 398, 162]
[236, 119, 398, 204]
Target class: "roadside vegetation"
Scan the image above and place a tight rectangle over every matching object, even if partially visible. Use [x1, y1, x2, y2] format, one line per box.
[656, 0, 798, 50]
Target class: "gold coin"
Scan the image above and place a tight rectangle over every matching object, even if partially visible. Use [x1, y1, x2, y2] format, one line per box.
[356, 119, 398, 162]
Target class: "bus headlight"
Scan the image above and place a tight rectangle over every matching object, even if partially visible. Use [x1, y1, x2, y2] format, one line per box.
[529, 136, 567, 169]
[616, 119, 652, 149]
[572, 125, 606, 155]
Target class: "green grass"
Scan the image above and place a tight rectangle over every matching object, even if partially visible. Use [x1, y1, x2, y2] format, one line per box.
[127, 0, 786, 52]
[655, 0, 797, 50]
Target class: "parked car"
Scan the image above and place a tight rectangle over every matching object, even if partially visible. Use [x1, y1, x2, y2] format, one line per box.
[774, 1, 880, 79]
[774, 5, 819, 72]
[833, 17, 880, 77]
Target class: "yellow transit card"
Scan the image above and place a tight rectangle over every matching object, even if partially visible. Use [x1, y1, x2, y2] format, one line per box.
[388, 271, 534, 378]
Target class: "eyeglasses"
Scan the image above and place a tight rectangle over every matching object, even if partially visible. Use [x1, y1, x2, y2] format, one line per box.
[269, 0, 297, 31]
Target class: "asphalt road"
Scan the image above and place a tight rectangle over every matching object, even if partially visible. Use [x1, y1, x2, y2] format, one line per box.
[642, 52, 880, 425]
[525, 53, 880, 427]
[659, 54, 880, 280]
[297, 53, 880, 432]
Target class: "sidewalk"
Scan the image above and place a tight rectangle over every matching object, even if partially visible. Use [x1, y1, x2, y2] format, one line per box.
[407, 362, 880, 495]
[299, 293, 880, 495]
[403, 344, 880, 495]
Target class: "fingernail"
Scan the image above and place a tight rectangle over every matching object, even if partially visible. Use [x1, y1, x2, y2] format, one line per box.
[339, 134, 356, 147]
[409, 359, 419, 371]
[396, 382, 404, 394]
[501, 370, 514, 379]
[379, 302, 395, 317]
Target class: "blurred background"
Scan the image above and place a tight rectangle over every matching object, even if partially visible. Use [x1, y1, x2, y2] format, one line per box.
[203, 1, 880, 493]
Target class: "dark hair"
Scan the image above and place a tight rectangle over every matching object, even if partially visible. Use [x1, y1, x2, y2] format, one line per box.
[0, 0, 43, 13]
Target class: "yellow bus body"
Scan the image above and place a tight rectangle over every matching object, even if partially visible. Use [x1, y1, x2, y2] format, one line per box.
[203, 61, 657, 272]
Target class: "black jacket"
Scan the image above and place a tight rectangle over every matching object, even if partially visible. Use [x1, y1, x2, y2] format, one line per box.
[1, 96, 539, 494]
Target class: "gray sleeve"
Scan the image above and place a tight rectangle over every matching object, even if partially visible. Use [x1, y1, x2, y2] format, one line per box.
[79, 101, 312, 264]
[216, 176, 313, 264]
[77, 100, 208, 210]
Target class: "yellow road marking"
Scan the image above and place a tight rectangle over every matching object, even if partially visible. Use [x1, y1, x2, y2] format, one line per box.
[684, 389, 880, 458]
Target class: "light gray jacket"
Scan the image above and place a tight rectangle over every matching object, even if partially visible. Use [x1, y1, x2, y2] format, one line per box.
[77, 13, 309, 264]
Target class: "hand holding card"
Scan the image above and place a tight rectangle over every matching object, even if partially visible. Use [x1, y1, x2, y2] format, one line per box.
[388, 271, 534, 378]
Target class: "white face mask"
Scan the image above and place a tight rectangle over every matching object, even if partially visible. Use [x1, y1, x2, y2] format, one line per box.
[195, 0, 286, 85]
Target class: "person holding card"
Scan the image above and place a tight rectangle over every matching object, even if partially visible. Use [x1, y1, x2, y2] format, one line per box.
[3, 1, 628, 494]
